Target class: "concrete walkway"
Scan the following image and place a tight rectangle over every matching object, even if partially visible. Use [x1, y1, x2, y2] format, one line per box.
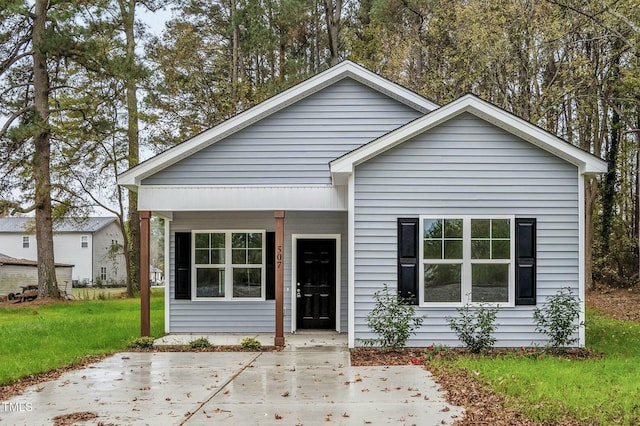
[1, 337, 463, 425]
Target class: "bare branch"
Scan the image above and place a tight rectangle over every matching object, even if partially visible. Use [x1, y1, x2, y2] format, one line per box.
[0, 200, 36, 215]
[0, 105, 33, 140]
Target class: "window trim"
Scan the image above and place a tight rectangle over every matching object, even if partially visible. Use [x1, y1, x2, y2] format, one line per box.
[22, 235, 29, 248]
[419, 215, 515, 308]
[81, 235, 89, 248]
[191, 229, 266, 301]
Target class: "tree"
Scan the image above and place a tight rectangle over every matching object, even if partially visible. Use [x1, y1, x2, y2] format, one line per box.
[0, 0, 77, 298]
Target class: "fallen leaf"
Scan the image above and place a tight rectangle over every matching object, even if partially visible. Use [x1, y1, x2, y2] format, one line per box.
[281, 391, 290, 397]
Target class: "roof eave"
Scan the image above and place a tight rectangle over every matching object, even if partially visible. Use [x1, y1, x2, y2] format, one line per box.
[330, 94, 607, 177]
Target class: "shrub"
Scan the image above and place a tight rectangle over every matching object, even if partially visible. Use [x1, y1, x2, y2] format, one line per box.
[189, 338, 211, 349]
[447, 302, 498, 354]
[360, 283, 424, 350]
[240, 337, 262, 349]
[128, 336, 155, 349]
[423, 344, 453, 362]
[533, 287, 582, 351]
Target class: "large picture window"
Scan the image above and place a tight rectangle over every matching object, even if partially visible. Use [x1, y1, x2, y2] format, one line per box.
[420, 216, 514, 306]
[193, 230, 265, 300]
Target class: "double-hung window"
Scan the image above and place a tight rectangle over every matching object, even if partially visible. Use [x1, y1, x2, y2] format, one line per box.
[193, 230, 265, 300]
[22, 236, 29, 248]
[420, 216, 514, 306]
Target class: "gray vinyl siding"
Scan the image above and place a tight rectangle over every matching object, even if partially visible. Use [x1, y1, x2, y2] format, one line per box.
[143, 78, 422, 186]
[169, 211, 348, 333]
[353, 113, 580, 347]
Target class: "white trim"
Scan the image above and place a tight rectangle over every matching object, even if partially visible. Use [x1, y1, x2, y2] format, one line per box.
[291, 234, 342, 333]
[118, 60, 437, 190]
[419, 215, 515, 308]
[164, 218, 171, 334]
[191, 230, 266, 301]
[347, 173, 356, 348]
[578, 173, 586, 347]
[137, 185, 347, 212]
[331, 94, 607, 181]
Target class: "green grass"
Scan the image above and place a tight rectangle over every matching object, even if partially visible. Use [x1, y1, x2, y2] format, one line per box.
[0, 288, 164, 386]
[448, 308, 640, 424]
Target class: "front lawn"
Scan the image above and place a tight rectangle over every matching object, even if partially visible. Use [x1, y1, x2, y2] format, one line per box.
[449, 308, 640, 424]
[0, 289, 164, 386]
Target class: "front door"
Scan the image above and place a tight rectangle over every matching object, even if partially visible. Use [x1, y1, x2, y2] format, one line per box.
[296, 239, 336, 329]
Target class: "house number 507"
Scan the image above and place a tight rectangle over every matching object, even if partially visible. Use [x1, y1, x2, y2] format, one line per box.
[276, 246, 283, 269]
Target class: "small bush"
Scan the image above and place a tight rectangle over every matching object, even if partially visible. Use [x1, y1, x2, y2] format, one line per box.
[447, 302, 498, 354]
[128, 336, 155, 349]
[240, 337, 262, 349]
[533, 287, 582, 351]
[360, 283, 424, 350]
[189, 338, 211, 348]
[423, 344, 453, 362]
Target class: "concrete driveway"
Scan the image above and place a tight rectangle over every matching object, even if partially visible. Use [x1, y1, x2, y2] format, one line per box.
[1, 346, 463, 425]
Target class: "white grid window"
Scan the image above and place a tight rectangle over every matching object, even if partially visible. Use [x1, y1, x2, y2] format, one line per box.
[420, 216, 514, 306]
[192, 230, 265, 300]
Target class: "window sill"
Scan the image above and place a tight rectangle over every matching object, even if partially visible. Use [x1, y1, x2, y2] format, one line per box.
[419, 302, 514, 309]
[190, 297, 267, 302]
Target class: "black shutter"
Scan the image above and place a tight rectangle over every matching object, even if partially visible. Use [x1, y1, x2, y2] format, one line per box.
[398, 218, 419, 304]
[515, 218, 536, 305]
[175, 232, 191, 300]
[265, 232, 276, 300]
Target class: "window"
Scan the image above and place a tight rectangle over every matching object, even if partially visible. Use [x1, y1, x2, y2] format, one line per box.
[420, 216, 514, 306]
[193, 230, 265, 300]
[100, 267, 107, 281]
[22, 236, 29, 248]
[81, 235, 88, 248]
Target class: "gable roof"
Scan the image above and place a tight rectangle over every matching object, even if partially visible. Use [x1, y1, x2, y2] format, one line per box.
[0, 217, 118, 234]
[0, 253, 74, 268]
[118, 60, 439, 190]
[330, 94, 607, 183]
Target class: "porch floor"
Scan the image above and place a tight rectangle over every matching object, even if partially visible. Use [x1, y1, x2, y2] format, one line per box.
[154, 330, 347, 350]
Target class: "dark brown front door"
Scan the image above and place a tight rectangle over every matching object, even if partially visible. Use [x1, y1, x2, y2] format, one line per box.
[296, 239, 336, 329]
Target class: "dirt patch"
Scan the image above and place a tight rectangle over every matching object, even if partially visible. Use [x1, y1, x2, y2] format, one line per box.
[0, 297, 75, 309]
[52, 411, 97, 426]
[587, 286, 640, 321]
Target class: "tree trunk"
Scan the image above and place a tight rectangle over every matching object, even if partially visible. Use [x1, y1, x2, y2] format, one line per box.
[33, 0, 59, 299]
[585, 177, 598, 290]
[323, 0, 342, 66]
[120, 0, 140, 297]
[600, 43, 623, 253]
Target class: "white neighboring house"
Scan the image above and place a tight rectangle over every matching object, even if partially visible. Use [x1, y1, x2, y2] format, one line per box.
[0, 217, 126, 286]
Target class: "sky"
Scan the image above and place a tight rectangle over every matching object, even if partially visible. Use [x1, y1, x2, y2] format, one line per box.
[139, 4, 173, 37]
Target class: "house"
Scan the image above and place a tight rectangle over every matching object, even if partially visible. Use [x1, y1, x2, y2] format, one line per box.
[118, 61, 606, 348]
[0, 217, 126, 286]
[0, 253, 73, 297]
